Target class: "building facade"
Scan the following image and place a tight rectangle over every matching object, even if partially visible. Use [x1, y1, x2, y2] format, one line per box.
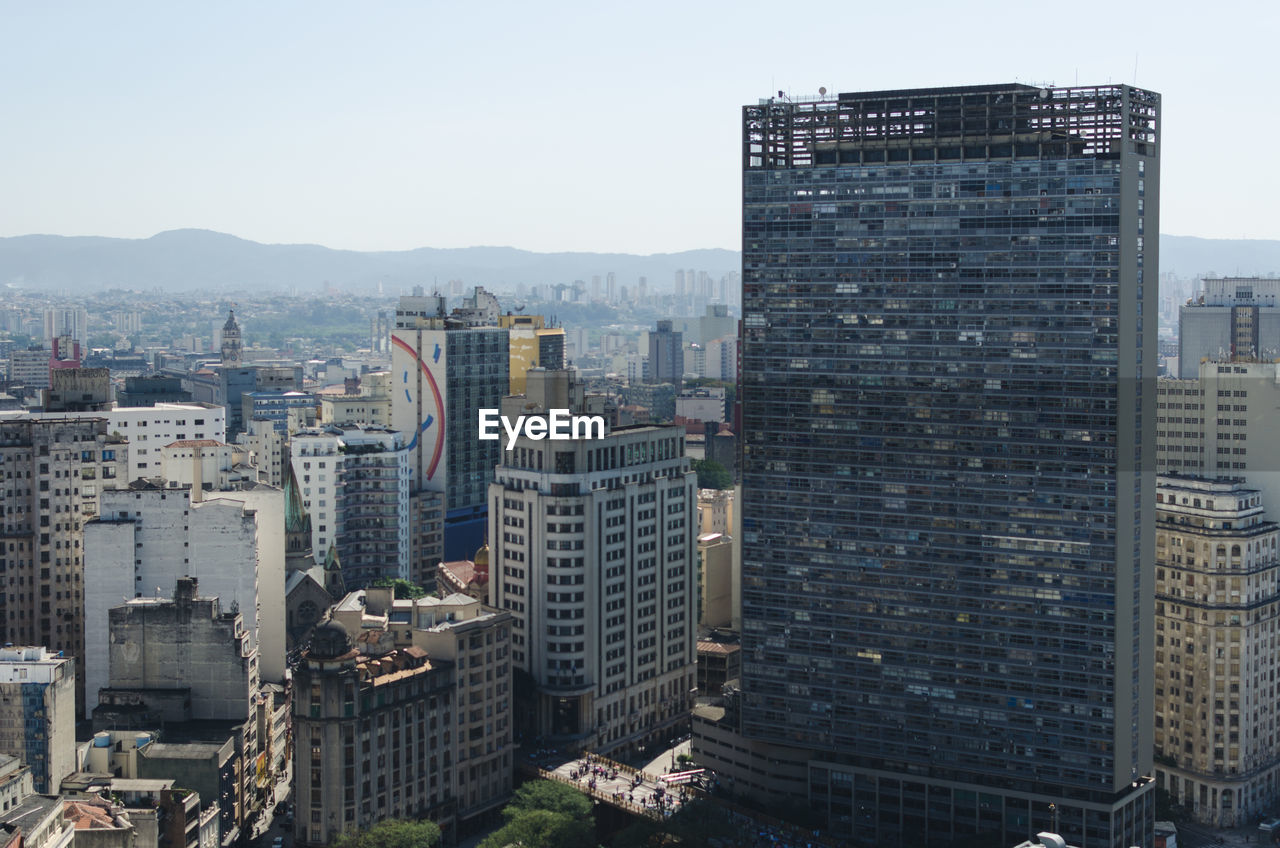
[735, 83, 1158, 848]
[0, 417, 128, 714]
[1156, 360, 1280, 517]
[647, 320, 682, 389]
[292, 622, 454, 846]
[488, 423, 697, 756]
[330, 589, 513, 821]
[1154, 476, 1280, 826]
[0, 647, 75, 794]
[391, 304, 509, 562]
[336, 427, 411, 587]
[84, 482, 287, 707]
[1178, 278, 1280, 379]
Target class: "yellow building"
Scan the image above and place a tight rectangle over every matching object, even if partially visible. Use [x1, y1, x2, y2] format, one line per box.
[499, 314, 565, 395]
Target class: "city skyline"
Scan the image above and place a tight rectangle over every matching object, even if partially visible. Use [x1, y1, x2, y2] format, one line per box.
[2, 1, 1277, 254]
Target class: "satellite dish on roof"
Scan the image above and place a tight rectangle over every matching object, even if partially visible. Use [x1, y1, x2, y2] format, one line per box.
[819, 86, 827, 96]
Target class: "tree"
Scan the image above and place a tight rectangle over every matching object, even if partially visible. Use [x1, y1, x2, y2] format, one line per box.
[475, 781, 596, 848]
[506, 779, 594, 819]
[331, 818, 441, 848]
[477, 809, 593, 848]
[691, 459, 732, 490]
[370, 578, 426, 599]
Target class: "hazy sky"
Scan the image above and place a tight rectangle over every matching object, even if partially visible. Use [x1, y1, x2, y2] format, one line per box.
[1, 1, 1275, 254]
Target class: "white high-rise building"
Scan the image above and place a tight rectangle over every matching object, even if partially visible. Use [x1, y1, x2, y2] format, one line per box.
[84, 481, 287, 706]
[289, 430, 344, 563]
[489, 421, 696, 755]
[42, 307, 88, 350]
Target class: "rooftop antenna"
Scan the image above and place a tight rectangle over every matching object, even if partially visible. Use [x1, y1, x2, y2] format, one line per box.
[1133, 53, 1139, 85]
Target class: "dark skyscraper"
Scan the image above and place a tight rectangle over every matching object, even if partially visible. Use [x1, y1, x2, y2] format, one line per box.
[737, 84, 1159, 848]
[648, 319, 683, 390]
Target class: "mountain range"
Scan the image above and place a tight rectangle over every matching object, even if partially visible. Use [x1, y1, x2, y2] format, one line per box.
[0, 229, 1277, 294]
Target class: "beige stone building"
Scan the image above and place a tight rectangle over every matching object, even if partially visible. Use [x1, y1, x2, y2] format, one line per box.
[291, 621, 455, 846]
[1154, 475, 1280, 825]
[329, 589, 513, 823]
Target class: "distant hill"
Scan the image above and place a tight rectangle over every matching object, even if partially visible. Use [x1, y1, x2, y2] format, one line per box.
[1160, 235, 1280, 278]
[1, 229, 1278, 294]
[0, 229, 739, 294]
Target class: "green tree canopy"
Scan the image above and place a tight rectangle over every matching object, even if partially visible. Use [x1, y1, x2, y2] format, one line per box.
[691, 459, 732, 490]
[476, 781, 596, 848]
[478, 808, 593, 848]
[331, 818, 441, 848]
[370, 578, 426, 599]
[505, 779, 594, 820]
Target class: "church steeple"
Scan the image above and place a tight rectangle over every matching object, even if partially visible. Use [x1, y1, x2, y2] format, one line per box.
[221, 309, 243, 366]
[284, 465, 314, 571]
[323, 542, 346, 599]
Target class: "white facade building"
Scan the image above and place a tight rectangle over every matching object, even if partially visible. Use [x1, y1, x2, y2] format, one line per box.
[489, 423, 697, 755]
[84, 482, 286, 705]
[289, 431, 343, 564]
[106, 403, 226, 481]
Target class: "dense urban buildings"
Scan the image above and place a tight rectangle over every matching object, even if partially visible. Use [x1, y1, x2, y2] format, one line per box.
[1153, 476, 1280, 826]
[732, 83, 1159, 847]
[488, 411, 697, 756]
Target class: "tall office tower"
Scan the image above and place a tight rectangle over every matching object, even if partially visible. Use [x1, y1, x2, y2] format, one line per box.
[0, 417, 128, 715]
[1178, 278, 1280, 378]
[42, 307, 88, 350]
[647, 320, 683, 390]
[333, 426, 411, 587]
[737, 84, 1159, 848]
[488, 416, 697, 755]
[0, 647, 75, 794]
[606, 271, 618, 305]
[391, 297, 509, 564]
[371, 310, 390, 354]
[1152, 476, 1280, 826]
[220, 310, 242, 367]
